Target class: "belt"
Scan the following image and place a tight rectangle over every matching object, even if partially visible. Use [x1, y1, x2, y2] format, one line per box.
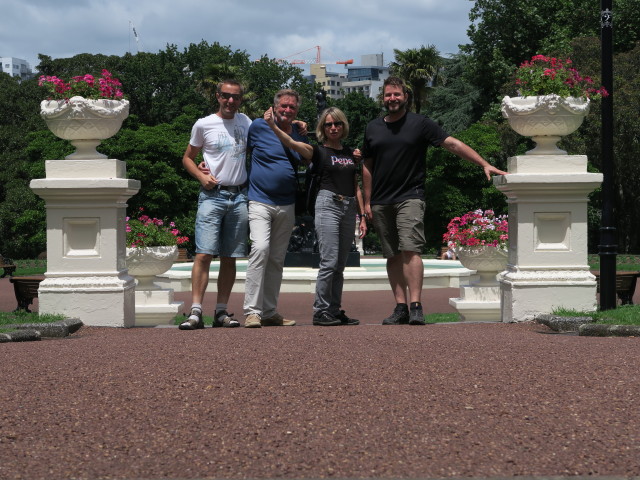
[332, 193, 354, 202]
[216, 184, 245, 193]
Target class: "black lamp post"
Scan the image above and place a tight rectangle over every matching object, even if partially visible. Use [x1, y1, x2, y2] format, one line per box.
[599, 0, 616, 310]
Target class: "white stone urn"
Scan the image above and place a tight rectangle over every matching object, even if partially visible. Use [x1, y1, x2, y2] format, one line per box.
[126, 246, 178, 290]
[40, 96, 129, 160]
[455, 246, 508, 287]
[501, 95, 590, 155]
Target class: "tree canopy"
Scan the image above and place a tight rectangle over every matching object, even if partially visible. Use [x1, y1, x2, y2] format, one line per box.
[389, 45, 442, 113]
[4, 5, 640, 258]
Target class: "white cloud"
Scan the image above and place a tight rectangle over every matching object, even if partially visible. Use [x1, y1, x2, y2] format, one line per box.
[0, 0, 472, 71]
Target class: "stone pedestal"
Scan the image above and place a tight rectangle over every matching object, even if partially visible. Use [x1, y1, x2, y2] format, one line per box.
[133, 288, 183, 327]
[494, 155, 602, 322]
[30, 159, 140, 327]
[449, 285, 501, 322]
[126, 246, 183, 326]
[449, 246, 507, 322]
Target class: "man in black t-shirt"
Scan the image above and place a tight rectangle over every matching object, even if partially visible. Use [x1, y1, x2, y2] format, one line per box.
[361, 76, 506, 325]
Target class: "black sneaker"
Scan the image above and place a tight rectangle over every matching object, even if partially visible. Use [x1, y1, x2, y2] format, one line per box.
[313, 312, 342, 326]
[179, 308, 204, 330]
[213, 310, 240, 328]
[335, 310, 359, 325]
[382, 304, 409, 325]
[408, 307, 426, 325]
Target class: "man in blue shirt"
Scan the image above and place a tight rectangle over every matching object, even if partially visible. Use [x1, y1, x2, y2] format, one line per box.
[243, 89, 308, 328]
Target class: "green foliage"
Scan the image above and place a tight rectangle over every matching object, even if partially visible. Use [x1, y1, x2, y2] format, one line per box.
[390, 45, 442, 113]
[462, 0, 640, 116]
[5, 25, 640, 259]
[101, 118, 197, 246]
[242, 57, 318, 123]
[334, 92, 381, 147]
[562, 38, 640, 253]
[126, 209, 188, 248]
[0, 42, 321, 258]
[428, 55, 481, 133]
[425, 123, 507, 249]
[513, 55, 607, 98]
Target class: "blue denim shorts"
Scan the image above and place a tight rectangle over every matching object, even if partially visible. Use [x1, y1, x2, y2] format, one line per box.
[195, 187, 248, 257]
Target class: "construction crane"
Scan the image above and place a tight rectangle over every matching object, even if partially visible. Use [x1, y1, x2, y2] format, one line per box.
[276, 45, 353, 65]
[129, 21, 143, 53]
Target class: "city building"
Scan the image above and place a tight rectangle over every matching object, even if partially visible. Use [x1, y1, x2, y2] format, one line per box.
[309, 64, 347, 100]
[1, 57, 33, 80]
[309, 54, 390, 101]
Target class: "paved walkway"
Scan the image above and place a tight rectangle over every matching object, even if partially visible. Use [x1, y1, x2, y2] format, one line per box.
[2, 276, 640, 479]
[0, 275, 460, 325]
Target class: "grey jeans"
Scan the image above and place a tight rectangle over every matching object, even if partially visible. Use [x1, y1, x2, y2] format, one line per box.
[313, 189, 357, 315]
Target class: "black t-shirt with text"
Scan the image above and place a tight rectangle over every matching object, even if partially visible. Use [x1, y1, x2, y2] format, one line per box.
[311, 144, 358, 197]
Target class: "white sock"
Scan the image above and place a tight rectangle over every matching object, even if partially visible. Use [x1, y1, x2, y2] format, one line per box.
[215, 303, 227, 314]
[187, 304, 202, 320]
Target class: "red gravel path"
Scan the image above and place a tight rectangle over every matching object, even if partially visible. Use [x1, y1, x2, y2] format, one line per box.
[2, 319, 640, 479]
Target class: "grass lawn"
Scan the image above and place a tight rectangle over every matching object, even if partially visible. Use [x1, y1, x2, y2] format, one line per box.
[587, 253, 640, 272]
[11, 259, 47, 276]
[0, 311, 66, 328]
[425, 313, 460, 323]
[553, 305, 640, 325]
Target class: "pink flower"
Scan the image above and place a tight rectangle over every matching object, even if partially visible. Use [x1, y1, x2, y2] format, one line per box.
[39, 70, 125, 100]
[443, 209, 508, 250]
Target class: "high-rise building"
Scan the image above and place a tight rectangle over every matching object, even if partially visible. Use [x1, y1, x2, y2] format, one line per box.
[1, 57, 33, 80]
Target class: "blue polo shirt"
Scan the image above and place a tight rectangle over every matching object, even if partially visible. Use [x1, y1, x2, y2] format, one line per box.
[247, 118, 307, 206]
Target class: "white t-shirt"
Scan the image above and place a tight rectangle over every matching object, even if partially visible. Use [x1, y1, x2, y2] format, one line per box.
[189, 112, 252, 186]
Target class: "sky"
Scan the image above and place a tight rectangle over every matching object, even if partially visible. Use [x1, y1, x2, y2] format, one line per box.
[1, 0, 474, 74]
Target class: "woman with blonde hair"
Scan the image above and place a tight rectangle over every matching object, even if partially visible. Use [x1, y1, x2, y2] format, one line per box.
[264, 106, 367, 326]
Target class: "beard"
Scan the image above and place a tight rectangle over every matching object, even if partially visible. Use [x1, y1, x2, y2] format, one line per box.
[384, 98, 408, 113]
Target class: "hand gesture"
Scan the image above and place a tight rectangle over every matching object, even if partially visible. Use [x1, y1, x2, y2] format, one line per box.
[263, 107, 276, 127]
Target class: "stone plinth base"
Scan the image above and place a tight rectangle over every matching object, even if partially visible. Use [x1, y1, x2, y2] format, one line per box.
[30, 159, 141, 327]
[38, 274, 136, 327]
[500, 269, 597, 322]
[134, 288, 183, 327]
[449, 285, 501, 322]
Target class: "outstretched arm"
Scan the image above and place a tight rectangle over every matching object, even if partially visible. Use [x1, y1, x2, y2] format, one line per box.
[263, 107, 313, 161]
[441, 136, 507, 180]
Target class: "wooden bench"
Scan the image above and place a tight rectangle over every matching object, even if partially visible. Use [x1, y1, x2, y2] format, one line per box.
[9, 276, 44, 312]
[592, 270, 640, 305]
[0, 254, 16, 278]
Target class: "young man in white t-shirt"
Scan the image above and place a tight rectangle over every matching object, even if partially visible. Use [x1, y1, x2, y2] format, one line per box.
[179, 80, 252, 329]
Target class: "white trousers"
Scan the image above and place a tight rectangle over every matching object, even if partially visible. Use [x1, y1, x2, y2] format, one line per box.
[243, 201, 295, 317]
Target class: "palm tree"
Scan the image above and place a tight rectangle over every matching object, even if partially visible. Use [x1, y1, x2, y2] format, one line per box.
[390, 45, 442, 113]
[196, 63, 244, 109]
